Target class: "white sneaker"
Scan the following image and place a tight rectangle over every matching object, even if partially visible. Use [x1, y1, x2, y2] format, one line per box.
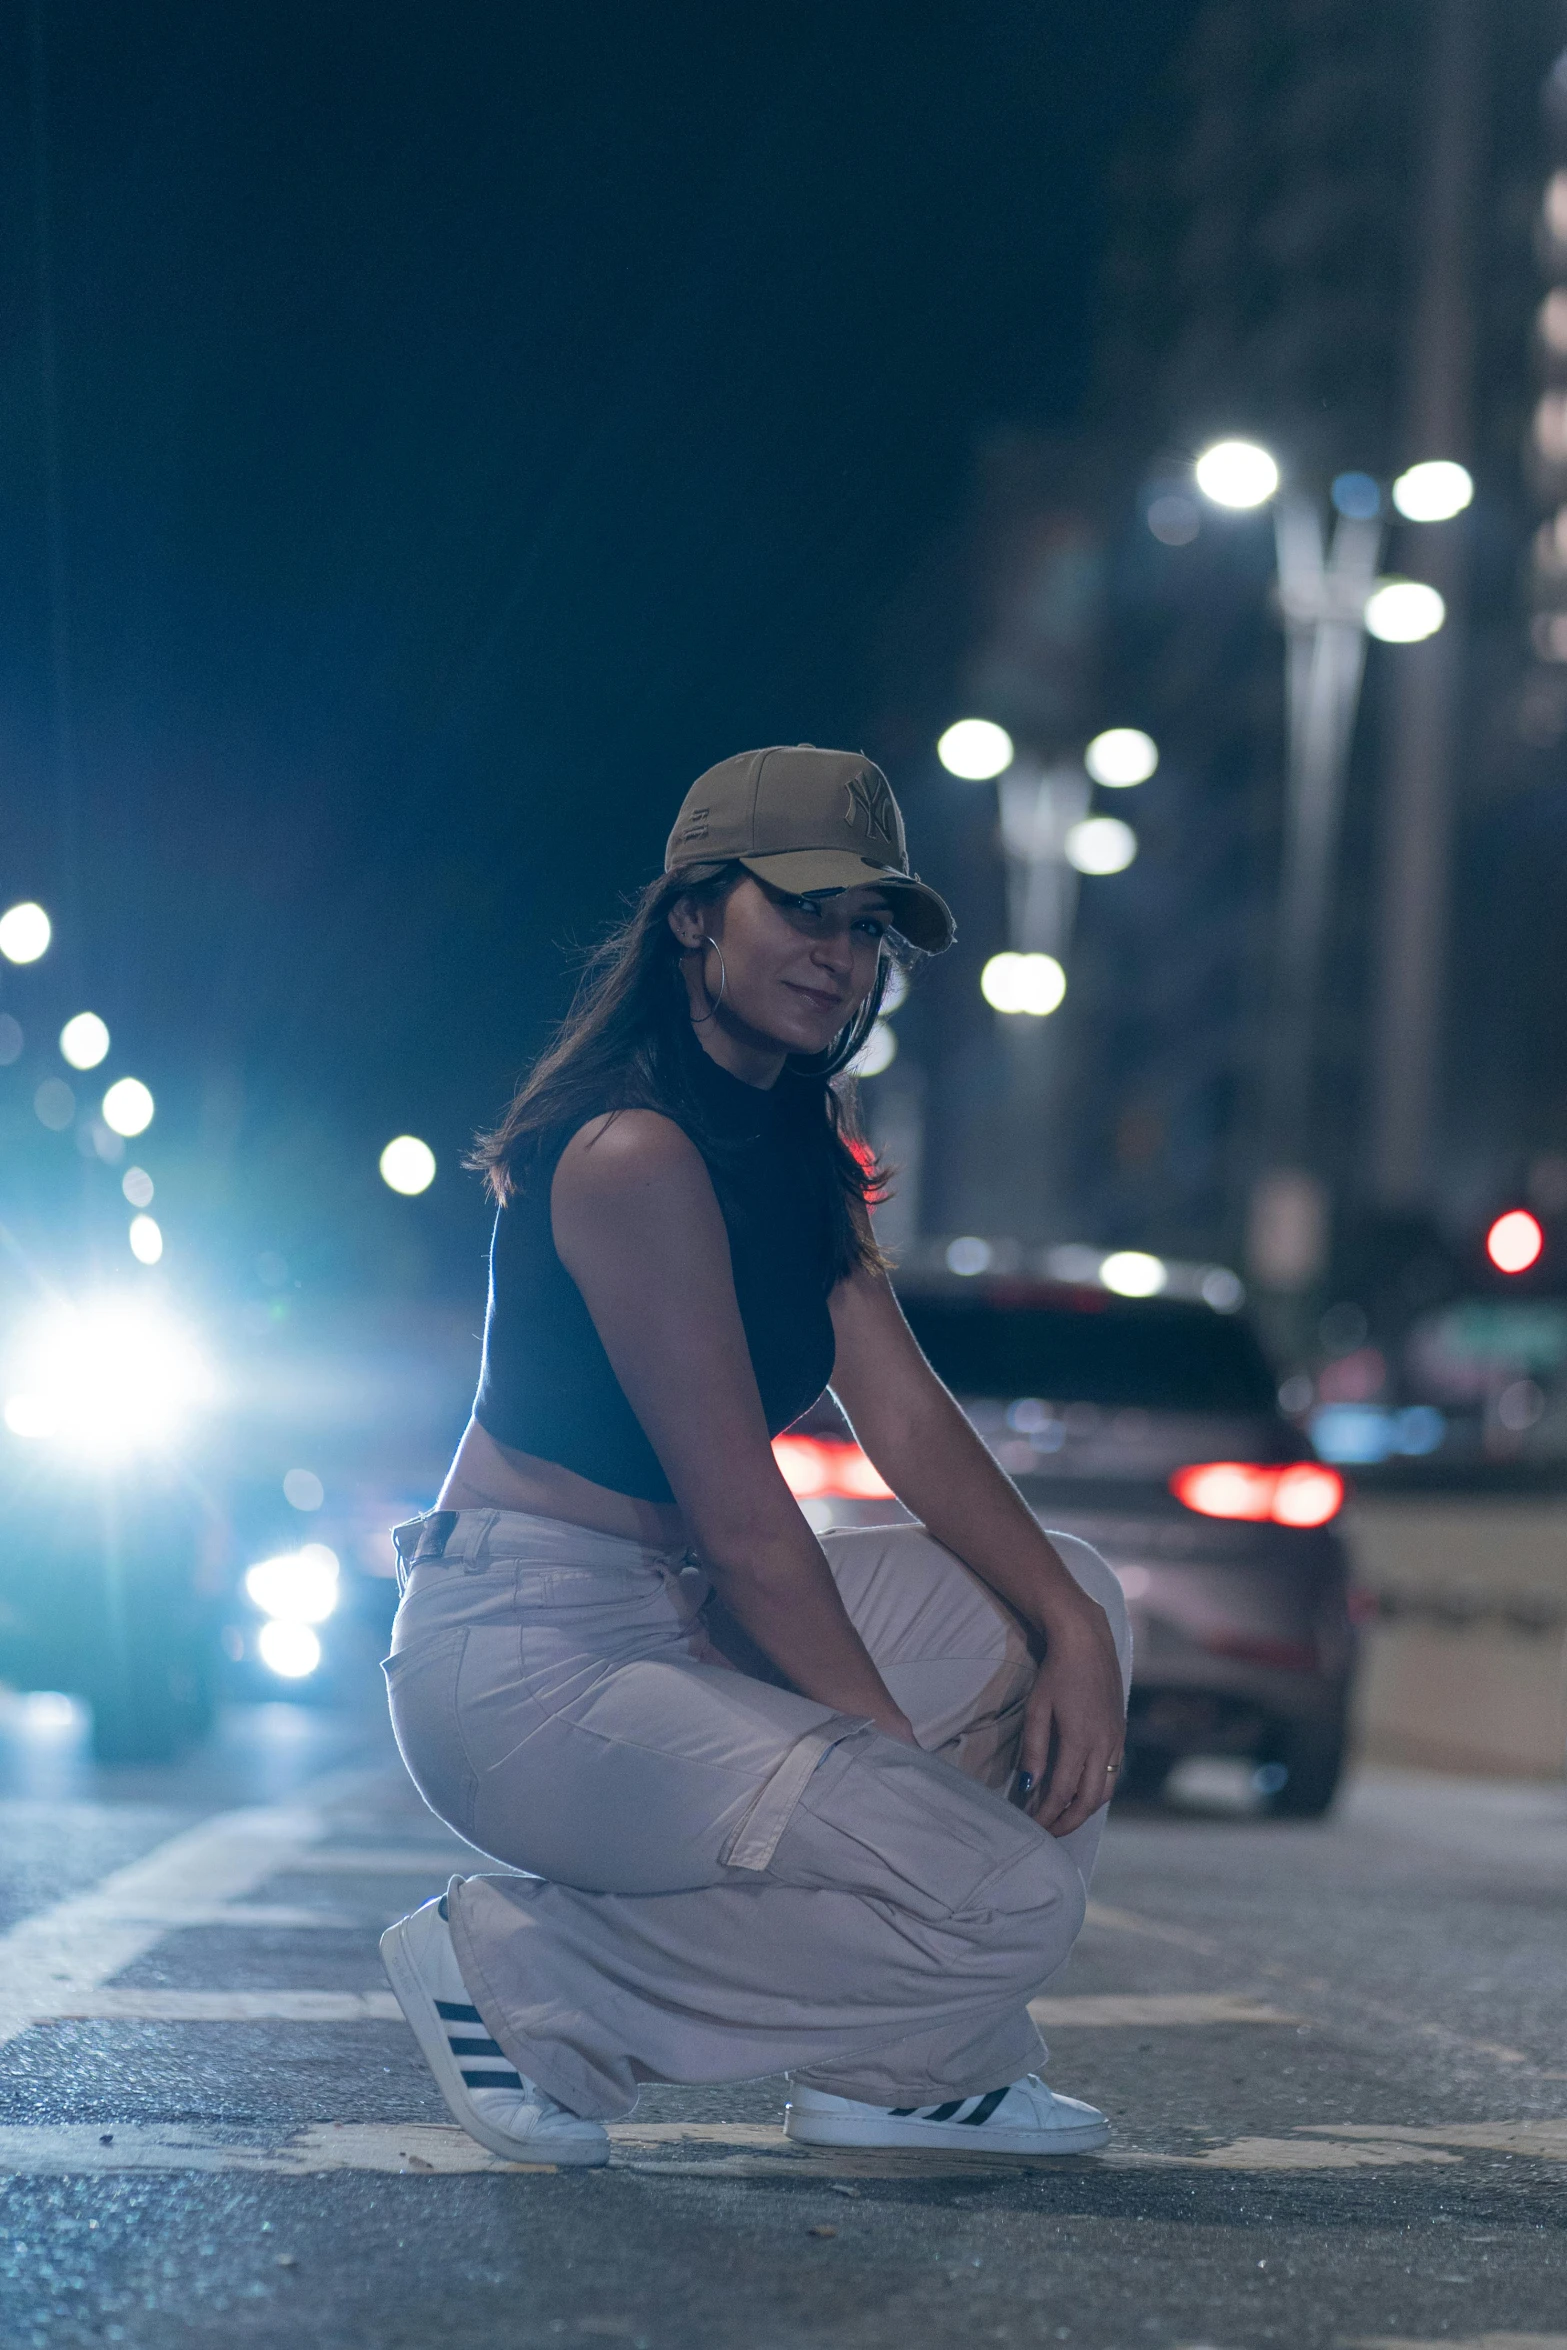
[380, 1893, 609, 2167]
[785, 2073, 1111, 2155]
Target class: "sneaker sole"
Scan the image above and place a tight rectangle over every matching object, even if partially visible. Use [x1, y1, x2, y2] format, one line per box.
[379, 1918, 609, 2168]
[784, 2108, 1111, 2156]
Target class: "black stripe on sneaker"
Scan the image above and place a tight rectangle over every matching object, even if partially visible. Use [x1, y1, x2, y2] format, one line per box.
[461, 2068, 524, 2089]
[888, 2107, 919, 2117]
[447, 2036, 507, 2057]
[435, 2000, 482, 2022]
[957, 2087, 1011, 2127]
[923, 2101, 966, 2123]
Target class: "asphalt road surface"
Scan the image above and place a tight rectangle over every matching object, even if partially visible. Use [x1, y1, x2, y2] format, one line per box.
[1, 1680, 1564, 2350]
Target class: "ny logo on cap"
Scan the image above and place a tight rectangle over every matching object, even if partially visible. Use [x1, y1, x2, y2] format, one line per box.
[845, 769, 898, 850]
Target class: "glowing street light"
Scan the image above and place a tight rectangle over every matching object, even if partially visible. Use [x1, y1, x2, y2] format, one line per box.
[1391, 460, 1473, 523]
[1084, 728, 1158, 788]
[980, 951, 1066, 1018]
[1486, 1209, 1543, 1275]
[936, 719, 1014, 780]
[1065, 816, 1137, 875]
[1363, 579, 1446, 644]
[380, 1135, 436, 1194]
[101, 1077, 155, 1137]
[1194, 440, 1280, 511]
[59, 1013, 110, 1070]
[0, 902, 51, 964]
[128, 1214, 164, 1265]
[1099, 1250, 1168, 1298]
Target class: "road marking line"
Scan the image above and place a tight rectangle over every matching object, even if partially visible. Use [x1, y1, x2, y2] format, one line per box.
[41, 1991, 404, 2023]
[1082, 1902, 1222, 1956]
[1029, 1994, 1299, 2027]
[83, 1905, 359, 1931]
[0, 1777, 383, 2050]
[1320, 2122, 1567, 2159]
[1136, 2136, 1464, 2171]
[1, 2117, 1561, 2180]
[19, 1989, 1294, 2030]
[285, 1849, 481, 1875]
[1349, 2337, 1567, 2350]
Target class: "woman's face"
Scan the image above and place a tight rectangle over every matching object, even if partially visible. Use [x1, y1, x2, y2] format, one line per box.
[672, 876, 892, 1059]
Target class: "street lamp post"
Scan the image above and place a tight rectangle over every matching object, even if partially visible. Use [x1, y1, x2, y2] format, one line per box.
[1194, 442, 1463, 1297]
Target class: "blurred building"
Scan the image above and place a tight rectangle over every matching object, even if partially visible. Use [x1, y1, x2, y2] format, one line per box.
[1081, 0, 1567, 1286]
[902, 0, 1567, 1332]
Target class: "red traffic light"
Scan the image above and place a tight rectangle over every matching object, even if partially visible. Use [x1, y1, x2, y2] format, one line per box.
[1485, 1209, 1543, 1275]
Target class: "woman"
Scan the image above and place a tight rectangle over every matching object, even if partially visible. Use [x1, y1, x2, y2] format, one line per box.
[380, 743, 1130, 2168]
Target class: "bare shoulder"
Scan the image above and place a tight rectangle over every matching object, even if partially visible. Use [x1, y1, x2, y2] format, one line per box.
[553, 1109, 710, 1209]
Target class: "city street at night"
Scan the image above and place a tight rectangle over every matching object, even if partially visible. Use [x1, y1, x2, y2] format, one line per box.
[1, 1694, 1563, 2350]
[4, 4, 1567, 2343]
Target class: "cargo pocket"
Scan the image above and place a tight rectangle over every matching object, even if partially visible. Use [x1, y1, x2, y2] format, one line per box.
[383, 1629, 478, 1840]
[718, 1715, 871, 1873]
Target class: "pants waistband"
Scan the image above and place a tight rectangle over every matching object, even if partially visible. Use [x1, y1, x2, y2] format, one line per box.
[390, 1505, 694, 1591]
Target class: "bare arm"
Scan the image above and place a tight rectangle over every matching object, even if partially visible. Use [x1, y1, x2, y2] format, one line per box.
[550, 1112, 914, 1742]
[829, 1263, 1124, 1834]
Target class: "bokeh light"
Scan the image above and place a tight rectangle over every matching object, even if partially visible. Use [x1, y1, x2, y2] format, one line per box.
[1194, 439, 1279, 509]
[936, 719, 1014, 780]
[257, 1619, 322, 1678]
[245, 1543, 340, 1625]
[102, 1077, 155, 1136]
[0, 902, 51, 964]
[1065, 815, 1138, 875]
[848, 1019, 898, 1077]
[945, 1236, 994, 1277]
[1331, 472, 1381, 520]
[980, 952, 1066, 1017]
[59, 1013, 110, 1069]
[1486, 1209, 1543, 1275]
[122, 1166, 154, 1207]
[1084, 728, 1158, 787]
[1100, 1249, 1168, 1297]
[128, 1214, 163, 1265]
[380, 1135, 436, 1194]
[283, 1467, 325, 1511]
[1391, 460, 1473, 523]
[0, 1014, 20, 1065]
[1364, 579, 1446, 643]
[33, 1079, 75, 1131]
[1146, 494, 1199, 545]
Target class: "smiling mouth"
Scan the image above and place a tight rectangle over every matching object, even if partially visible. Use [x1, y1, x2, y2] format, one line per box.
[785, 980, 847, 1013]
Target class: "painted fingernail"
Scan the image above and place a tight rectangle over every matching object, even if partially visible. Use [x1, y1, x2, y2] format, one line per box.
[1017, 1772, 1034, 1793]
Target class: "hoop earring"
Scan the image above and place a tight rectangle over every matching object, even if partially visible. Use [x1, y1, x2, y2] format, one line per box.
[688, 934, 727, 1023]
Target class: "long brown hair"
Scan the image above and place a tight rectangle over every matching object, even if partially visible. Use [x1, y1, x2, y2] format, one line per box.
[469, 862, 905, 1281]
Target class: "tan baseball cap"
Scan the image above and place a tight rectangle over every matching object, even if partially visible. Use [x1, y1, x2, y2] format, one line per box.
[664, 745, 955, 953]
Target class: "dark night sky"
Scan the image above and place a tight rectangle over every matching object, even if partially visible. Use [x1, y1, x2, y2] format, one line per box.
[0, 1, 1195, 1294]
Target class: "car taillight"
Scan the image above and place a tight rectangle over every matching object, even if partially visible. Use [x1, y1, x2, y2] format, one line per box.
[1169, 1460, 1344, 1528]
[772, 1436, 894, 1500]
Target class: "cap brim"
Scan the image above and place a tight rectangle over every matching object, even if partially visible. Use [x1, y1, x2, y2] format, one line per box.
[736, 850, 955, 953]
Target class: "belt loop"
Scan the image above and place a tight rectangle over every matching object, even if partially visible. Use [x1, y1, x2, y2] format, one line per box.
[390, 1510, 459, 1593]
[460, 1508, 501, 1573]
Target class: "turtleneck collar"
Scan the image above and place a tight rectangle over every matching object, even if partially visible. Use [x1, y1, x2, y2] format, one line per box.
[679, 1020, 787, 1139]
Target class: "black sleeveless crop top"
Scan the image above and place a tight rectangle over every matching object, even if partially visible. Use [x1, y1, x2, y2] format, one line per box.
[472, 1035, 839, 1504]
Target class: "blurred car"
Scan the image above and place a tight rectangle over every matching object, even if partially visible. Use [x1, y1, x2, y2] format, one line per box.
[777, 1269, 1357, 1817]
[0, 1289, 223, 1761]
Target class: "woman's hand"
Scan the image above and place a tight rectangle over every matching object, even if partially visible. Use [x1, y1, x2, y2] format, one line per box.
[1017, 1592, 1125, 1837]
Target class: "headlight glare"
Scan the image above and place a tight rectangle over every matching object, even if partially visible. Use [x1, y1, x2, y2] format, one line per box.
[244, 1544, 340, 1625]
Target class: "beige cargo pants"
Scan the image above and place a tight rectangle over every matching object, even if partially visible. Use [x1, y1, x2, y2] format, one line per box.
[384, 1507, 1131, 2122]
